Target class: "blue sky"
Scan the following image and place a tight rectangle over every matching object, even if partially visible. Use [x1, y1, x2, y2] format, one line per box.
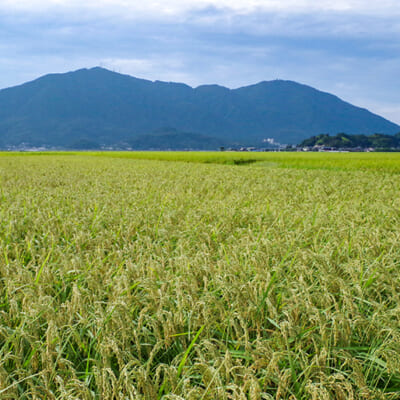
[1, 0, 399, 124]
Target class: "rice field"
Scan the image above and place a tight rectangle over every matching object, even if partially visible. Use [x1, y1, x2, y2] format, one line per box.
[0, 152, 400, 399]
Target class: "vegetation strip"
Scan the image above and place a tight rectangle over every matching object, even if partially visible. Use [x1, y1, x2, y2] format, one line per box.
[0, 153, 400, 398]
[3, 150, 400, 173]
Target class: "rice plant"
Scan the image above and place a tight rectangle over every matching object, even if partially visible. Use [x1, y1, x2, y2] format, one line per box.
[0, 153, 399, 399]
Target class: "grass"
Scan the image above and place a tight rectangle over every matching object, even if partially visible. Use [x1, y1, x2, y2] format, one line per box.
[0, 152, 400, 399]
[4, 150, 400, 173]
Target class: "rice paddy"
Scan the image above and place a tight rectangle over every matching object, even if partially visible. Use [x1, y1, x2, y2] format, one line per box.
[0, 152, 400, 399]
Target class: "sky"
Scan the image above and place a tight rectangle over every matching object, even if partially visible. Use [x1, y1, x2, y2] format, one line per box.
[1, 0, 399, 124]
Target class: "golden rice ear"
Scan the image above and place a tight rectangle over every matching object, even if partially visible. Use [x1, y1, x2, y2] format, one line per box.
[0, 153, 399, 399]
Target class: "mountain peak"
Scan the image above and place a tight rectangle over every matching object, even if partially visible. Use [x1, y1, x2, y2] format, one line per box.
[0, 68, 398, 148]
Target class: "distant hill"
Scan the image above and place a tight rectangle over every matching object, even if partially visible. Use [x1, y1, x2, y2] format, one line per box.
[128, 128, 226, 150]
[0, 67, 398, 148]
[300, 132, 400, 150]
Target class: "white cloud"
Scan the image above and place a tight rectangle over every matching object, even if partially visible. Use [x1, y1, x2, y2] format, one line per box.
[1, 0, 400, 16]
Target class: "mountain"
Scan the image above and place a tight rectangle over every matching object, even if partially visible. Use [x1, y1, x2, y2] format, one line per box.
[128, 128, 226, 150]
[300, 132, 400, 150]
[0, 67, 398, 148]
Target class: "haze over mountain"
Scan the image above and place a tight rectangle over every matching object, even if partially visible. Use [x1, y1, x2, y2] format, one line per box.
[0, 67, 398, 149]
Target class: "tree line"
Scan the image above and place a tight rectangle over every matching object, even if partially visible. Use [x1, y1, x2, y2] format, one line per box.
[299, 132, 400, 150]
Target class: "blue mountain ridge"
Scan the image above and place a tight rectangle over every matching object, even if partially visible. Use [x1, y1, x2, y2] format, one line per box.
[0, 67, 398, 148]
